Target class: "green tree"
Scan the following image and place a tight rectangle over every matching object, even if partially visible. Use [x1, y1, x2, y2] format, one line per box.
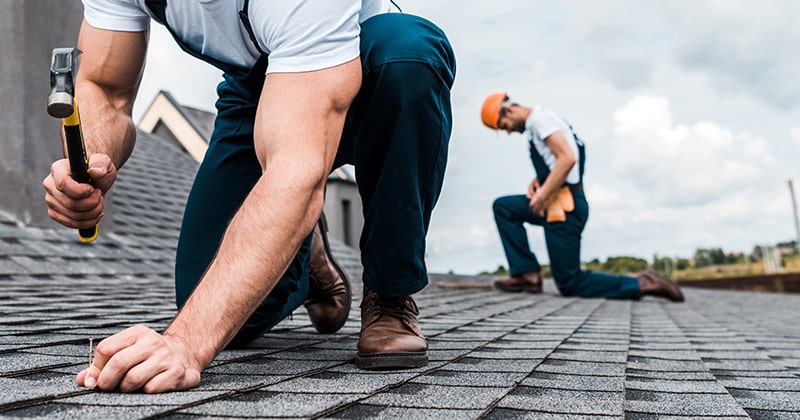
[601, 256, 648, 274]
[675, 258, 690, 270]
[652, 255, 674, 274]
[480, 265, 508, 275]
[695, 247, 726, 267]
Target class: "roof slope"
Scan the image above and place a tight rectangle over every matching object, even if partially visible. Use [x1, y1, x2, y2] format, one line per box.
[1, 131, 799, 418]
[2, 275, 799, 418]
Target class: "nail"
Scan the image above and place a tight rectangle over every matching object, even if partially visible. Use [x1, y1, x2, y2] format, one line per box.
[85, 373, 97, 389]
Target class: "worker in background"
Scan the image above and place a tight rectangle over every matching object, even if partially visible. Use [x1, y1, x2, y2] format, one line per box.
[481, 92, 684, 302]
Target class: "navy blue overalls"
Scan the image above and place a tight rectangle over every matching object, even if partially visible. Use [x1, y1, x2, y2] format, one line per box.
[492, 127, 641, 299]
[145, 0, 456, 346]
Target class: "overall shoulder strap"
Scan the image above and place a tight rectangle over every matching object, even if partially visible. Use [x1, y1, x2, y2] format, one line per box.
[145, 0, 267, 58]
[567, 123, 586, 182]
[530, 126, 586, 185]
[144, 0, 167, 25]
[239, 0, 268, 56]
[528, 139, 551, 183]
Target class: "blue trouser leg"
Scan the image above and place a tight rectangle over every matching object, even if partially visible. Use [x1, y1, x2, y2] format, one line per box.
[492, 195, 543, 276]
[335, 13, 456, 297]
[493, 192, 640, 299]
[174, 13, 455, 346]
[174, 74, 310, 348]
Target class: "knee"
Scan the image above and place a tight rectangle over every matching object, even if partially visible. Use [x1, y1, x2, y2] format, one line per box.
[492, 197, 504, 216]
[492, 196, 514, 218]
[361, 14, 456, 86]
[551, 269, 581, 296]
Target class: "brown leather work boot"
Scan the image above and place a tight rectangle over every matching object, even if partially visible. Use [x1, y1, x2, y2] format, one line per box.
[494, 271, 543, 293]
[355, 288, 428, 369]
[637, 270, 685, 302]
[304, 214, 351, 334]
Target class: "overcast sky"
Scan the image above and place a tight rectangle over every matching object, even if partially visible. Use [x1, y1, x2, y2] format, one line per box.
[133, 0, 800, 275]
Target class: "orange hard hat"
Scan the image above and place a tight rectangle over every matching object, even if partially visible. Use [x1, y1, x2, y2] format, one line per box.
[481, 92, 507, 130]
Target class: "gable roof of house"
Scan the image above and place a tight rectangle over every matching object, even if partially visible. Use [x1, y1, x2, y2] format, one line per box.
[0, 128, 363, 283]
[137, 90, 214, 162]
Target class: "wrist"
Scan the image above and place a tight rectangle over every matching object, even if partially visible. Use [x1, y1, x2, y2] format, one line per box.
[163, 322, 214, 371]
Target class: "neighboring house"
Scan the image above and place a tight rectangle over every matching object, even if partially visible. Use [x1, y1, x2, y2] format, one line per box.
[0, 124, 364, 297]
[137, 90, 364, 247]
[138, 90, 214, 162]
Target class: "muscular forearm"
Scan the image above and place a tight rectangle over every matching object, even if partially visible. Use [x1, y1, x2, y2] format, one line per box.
[72, 21, 147, 169]
[162, 58, 358, 373]
[73, 80, 137, 169]
[163, 170, 326, 369]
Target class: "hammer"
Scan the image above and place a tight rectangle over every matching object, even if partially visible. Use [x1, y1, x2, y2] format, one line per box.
[47, 47, 99, 243]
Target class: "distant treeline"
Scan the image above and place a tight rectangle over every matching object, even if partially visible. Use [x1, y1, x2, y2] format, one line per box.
[480, 240, 798, 277]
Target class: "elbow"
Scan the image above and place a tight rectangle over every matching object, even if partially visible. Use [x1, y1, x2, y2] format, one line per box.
[265, 162, 328, 215]
[567, 159, 577, 172]
[564, 155, 577, 170]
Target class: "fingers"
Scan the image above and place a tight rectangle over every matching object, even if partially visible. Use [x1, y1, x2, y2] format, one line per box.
[77, 364, 103, 389]
[78, 325, 202, 393]
[140, 361, 201, 394]
[43, 159, 104, 229]
[528, 198, 545, 218]
[114, 351, 167, 393]
[83, 325, 150, 390]
[87, 154, 117, 193]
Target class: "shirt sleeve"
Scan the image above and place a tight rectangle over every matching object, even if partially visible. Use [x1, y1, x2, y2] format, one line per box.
[249, 0, 362, 74]
[530, 112, 563, 142]
[81, 0, 150, 32]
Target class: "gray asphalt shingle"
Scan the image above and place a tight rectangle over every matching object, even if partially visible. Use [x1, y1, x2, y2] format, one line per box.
[2, 131, 800, 418]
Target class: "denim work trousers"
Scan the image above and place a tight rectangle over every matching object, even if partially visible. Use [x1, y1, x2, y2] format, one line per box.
[492, 191, 640, 299]
[174, 13, 456, 346]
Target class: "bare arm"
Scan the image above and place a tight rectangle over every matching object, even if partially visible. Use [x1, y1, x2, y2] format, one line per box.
[75, 20, 146, 166]
[81, 58, 362, 393]
[42, 21, 147, 229]
[528, 131, 576, 215]
[165, 58, 362, 367]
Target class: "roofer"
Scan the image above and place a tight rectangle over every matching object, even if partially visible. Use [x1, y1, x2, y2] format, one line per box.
[480, 92, 684, 302]
[42, 0, 455, 392]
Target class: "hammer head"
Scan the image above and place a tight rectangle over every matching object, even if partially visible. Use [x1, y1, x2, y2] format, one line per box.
[47, 48, 82, 118]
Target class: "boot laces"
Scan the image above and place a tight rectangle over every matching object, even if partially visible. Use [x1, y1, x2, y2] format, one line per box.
[367, 292, 419, 322]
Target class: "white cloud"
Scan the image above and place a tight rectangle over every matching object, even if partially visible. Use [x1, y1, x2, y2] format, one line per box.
[611, 95, 774, 206]
[426, 222, 509, 274]
[428, 222, 495, 254]
[670, 1, 800, 109]
[584, 184, 625, 210]
[793, 128, 800, 148]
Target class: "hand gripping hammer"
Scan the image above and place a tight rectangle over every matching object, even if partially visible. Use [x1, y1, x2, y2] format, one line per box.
[47, 48, 99, 242]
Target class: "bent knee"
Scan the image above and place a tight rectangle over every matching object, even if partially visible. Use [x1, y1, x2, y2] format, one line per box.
[360, 14, 455, 86]
[492, 195, 522, 217]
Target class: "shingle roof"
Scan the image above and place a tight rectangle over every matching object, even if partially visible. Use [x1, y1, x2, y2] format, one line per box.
[1, 131, 799, 418]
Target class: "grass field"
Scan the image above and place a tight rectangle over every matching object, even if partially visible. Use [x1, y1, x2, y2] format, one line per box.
[673, 254, 800, 281]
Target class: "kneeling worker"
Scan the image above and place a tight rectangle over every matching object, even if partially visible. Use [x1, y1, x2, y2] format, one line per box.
[481, 92, 683, 302]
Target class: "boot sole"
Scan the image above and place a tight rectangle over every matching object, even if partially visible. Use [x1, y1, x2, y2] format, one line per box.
[354, 351, 428, 370]
[494, 285, 542, 294]
[314, 213, 352, 334]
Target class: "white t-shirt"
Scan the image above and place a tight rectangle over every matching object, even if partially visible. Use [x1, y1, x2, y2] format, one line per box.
[526, 106, 582, 185]
[81, 0, 394, 74]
